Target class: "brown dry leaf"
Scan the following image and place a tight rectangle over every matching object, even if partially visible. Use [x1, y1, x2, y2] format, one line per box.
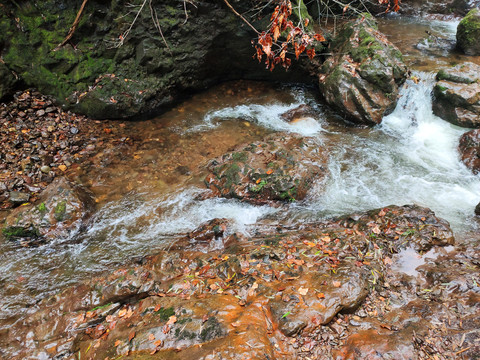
[248, 282, 259, 297]
[383, 256, 393, 265]
[118, 308, 127, 318]
[148, 333, 155, 341]
[332, 281, 341, 288]
[317, 293, 325, 299]
[154, 340, 163, 347]
[298, 287, 309, 296]
[266, 169, 274, 175]
[231, 321, 241, 328]
[154, 304, 162, 312]
[125, 308, 134, 319]
[304, 241, 316, 247]
[378, 209, 386, 217]
[58, 164, 67, 172]
[166, 315, 177, 325]
[114, 340, 122, 347]
[128, 330, 136, 342]
[321, 236, 331, 243]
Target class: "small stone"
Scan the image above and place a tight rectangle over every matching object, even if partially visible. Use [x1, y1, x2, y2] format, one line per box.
[41, 166, 51, 173]
[36, 109, 45, 117]
[9, 191, 30, 204]
[85, 144, 95, 151]
[58, 165, 67, 172]
[70, 127, 78, 134]
[44, 107, 56, 113]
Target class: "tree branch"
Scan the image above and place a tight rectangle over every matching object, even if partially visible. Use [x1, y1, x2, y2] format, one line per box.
[223, 0, 260, 34]
[54, 0, 89, 51]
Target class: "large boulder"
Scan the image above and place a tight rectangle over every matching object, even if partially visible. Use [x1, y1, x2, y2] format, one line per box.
[459, 128, 480, 173]
[432, 62, 480, 128]
[457, 8, 480, 55]
[318, 16, 409, 126]
[363, 0, 480, 16]
[204, 133, 328, 204]
[2, 177, 94, 243]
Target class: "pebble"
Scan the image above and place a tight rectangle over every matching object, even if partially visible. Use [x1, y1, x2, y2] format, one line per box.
[41, 166, 51, 173]
[9, 191, 30, 204]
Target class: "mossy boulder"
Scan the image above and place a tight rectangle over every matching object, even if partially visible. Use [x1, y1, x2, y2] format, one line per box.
[457, 8, 480, 55]
[204, 133, 329, 204]
[432, 62, 480, 128]
[0, 0, 312, 119]
[2, 177, 94, 243]
[317, 16, 409, 125]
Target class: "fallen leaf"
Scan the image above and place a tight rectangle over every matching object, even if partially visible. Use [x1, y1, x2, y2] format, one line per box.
[128, 330, 136, 342]
[114, 340, 122, 347]
[58, 164, 67, 172]
[231, 321, 241, 327]
[153, 340, 163, 347]
[266, 169, 274, 175]
[118, 308, 127, 318]
[298, 287, 309, 296]
[166, 315, 177, 325]
[332, 281, 341, 288]
[148, 333, 155, 341]
[317, 293, 325, 299]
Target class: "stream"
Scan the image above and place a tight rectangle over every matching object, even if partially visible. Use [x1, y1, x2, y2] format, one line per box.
[1, 16, 480, 324]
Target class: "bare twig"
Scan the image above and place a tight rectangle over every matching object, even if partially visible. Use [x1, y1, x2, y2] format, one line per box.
[149, 0, 172, 54]
[54, 0, 89, 51]
[223, 0, 259, 34]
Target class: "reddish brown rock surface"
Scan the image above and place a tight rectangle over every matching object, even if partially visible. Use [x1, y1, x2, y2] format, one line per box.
[2, 205, 476, 360]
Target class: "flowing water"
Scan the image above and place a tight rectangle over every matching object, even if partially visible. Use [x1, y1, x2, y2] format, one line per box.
[1, 16, 480, 321]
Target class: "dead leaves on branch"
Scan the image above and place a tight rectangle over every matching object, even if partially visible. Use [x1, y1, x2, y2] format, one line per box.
[254, 0, 325, 71]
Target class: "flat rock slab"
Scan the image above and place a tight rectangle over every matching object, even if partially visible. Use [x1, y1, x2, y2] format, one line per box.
[204, 132, 328, 204]
[0, 204, 465, 359]
[432, 62, 480, 128]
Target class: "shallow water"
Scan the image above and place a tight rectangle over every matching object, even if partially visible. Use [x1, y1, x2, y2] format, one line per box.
[1, 16, 480, 320]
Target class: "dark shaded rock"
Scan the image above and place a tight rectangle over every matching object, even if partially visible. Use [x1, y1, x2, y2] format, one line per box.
[457, 8, 480, 55]
[364, 0, 480, 16]
[476, 202, 480, 215]
[459, 128, 480, 173]
[2, 177, 94, 242]
[317, 16, 409, 125]
[433, 62, 480, 128]
[204, 132, 328, 204]
[0, 62, 17, 100]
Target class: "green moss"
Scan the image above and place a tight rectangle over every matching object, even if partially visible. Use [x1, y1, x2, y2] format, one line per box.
[232, 152, 248, 162]
[54, 201, 67, 221]
[199, 317, 223, 342]
[155, 306, 175, 321]
[2, 226, 39, 239]
[223, 163, 241, 190]
[250, 179, 267, 193]
[436, 85, 448, 92]
[37, 202, 47, 213]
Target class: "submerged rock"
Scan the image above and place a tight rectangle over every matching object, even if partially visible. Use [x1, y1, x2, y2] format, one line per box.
[204, 133, 328, 204]
[280, 104, 317, 123]
[459, 128, 480, 173]
[432, 62, 480, 127]
[317, 16, 409, 126]
[2, 177, 94, 243]
[457, 8, 480, 55]
[0, 204, 465, 359]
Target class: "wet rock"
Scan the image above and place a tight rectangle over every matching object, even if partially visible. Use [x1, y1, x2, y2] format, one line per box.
[317, 16, 409, 125]
[365, 0, 480, 16]
[459, 128, 480, 173]
[204, 133, 328, 204]
[0, 204, 466, 359]
[476, 202, 480, 215]
[457, 8, 480, 55]
[432, 62, 480, 127]
[8, 191, 30, 204]
[280, 104, 316, 123]
[2, 177, 94, 242]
